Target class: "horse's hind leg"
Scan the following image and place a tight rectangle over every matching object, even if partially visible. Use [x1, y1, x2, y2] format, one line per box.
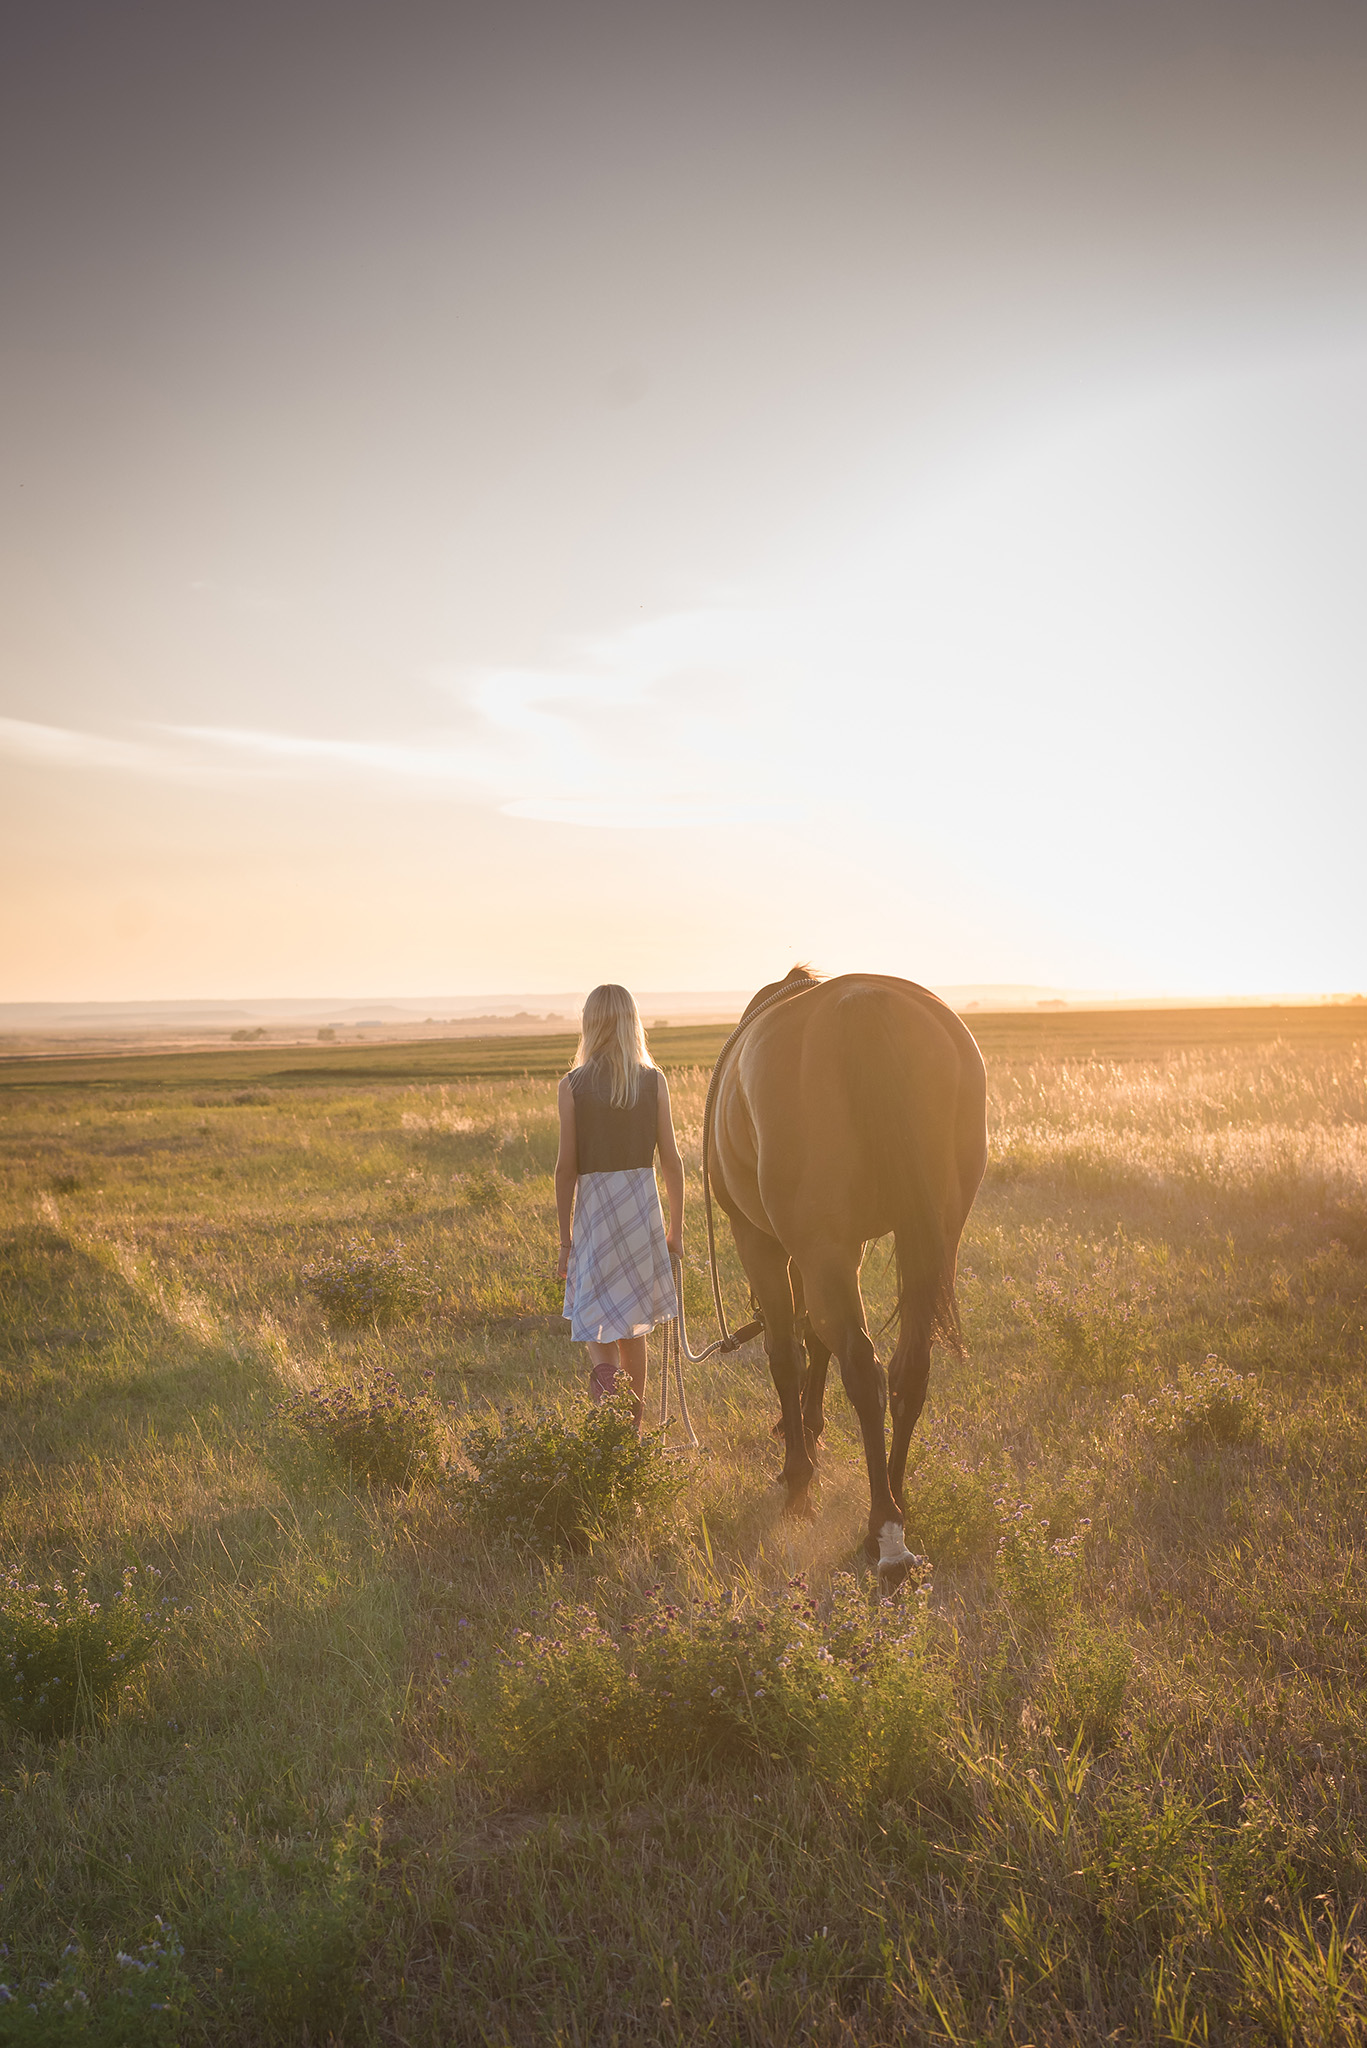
[771, 1264, 832, 1451]
[728, 1212, 814, 1514]
[887, 1327, 932, 1514]
[804, 1254, 919, 1589]
[792, 1264, 831, 1452]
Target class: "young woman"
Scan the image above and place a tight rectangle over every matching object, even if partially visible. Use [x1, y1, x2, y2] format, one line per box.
[555, 984, 683, 1423]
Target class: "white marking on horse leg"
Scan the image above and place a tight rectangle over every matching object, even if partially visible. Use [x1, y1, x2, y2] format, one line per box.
[877, 1520, 917, 1574]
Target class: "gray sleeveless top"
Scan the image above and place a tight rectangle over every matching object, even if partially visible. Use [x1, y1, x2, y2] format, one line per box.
[568, 1062, 660, 1173]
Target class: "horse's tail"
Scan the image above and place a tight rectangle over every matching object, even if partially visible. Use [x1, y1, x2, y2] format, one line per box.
[839, 988, 964, 1380]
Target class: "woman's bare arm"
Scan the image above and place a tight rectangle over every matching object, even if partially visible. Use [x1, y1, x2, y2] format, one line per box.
[554, 1076, 578, 1280]
[656, 1071, 684, 1262]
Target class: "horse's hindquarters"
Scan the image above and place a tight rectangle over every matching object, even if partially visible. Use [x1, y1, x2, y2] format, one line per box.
[708, 973, 989, 1547]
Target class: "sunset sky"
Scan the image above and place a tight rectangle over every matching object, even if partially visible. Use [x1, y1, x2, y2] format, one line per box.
[3, 0, 1365, 1001]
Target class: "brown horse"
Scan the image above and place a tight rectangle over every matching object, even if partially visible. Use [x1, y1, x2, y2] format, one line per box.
[707, 966, 988, 1587]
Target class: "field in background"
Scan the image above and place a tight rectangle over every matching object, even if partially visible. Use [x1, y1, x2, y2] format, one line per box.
[4, 1001, 1366, 1095]
[2, 1007, 1366, 2043]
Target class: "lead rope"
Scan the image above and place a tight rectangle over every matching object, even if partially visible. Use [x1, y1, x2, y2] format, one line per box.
[656, 1304, 698, 1447]
[658, 976, 822, 1438]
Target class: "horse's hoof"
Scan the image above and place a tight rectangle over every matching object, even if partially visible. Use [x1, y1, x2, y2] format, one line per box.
[784, 1496, 817, 1522]
[870, 1520, 925, 1595]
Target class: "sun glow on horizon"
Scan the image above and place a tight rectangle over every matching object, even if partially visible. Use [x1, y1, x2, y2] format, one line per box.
[3, 4, 1365, 1000]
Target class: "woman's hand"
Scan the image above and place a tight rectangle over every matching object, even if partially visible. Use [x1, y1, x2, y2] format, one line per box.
[554, 1076, 578, 1285]
[657, 1076, 685, 1274]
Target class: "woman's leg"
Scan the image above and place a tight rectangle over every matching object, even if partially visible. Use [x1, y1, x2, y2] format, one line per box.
[587, 1341, 620, 1403]
[586, 1335, 648, 1429]
[616, 1334, 648, 1430]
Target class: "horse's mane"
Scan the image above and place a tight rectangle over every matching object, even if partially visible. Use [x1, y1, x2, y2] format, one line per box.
[738, 963, 823, 1026]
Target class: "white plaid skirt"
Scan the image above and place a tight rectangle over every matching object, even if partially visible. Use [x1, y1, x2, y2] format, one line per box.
[564, 1167, 678, 1343]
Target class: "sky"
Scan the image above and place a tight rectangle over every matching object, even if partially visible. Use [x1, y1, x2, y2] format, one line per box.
[3, 0, 1365, 1002]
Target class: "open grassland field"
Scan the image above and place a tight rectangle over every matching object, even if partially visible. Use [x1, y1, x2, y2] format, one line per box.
[2, 1008, 1367, 2045]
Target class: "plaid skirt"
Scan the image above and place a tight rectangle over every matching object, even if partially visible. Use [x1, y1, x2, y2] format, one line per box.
[564, 1167, 678, 1343]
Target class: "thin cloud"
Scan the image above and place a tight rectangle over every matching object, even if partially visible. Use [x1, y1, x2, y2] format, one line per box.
[166, 636, 799, 826]
[502, 791, 786, 829]
[166, 725, 484, 781]
[0, 605, 806, 830]
[0, 718, 174, 776]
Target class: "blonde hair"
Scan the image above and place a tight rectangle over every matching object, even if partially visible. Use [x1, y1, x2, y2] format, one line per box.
[574, 984, 655, 1108]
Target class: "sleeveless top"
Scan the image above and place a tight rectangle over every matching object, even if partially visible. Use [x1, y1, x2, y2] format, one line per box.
[568, 1062, 660, 1173]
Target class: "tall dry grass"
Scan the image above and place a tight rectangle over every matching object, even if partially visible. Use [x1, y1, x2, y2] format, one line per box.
[0, 1024, 1365, 2041]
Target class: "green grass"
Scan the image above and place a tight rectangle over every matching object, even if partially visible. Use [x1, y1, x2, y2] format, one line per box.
[1, 1011, 1366, 2042]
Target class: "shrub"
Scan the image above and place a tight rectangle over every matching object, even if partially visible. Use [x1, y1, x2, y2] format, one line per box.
[459, 1167, 509, 1211]
[1015, 1247, 1148, 1383]
[215, 1833, 366, 2040]
[0, 1565, 181, 1740]
[302, 1238, 429, 1326]
[0, 1921, 189, 2044]
[1130, 1356, 1265, 1448]
[901, 1459, 998, 1565]
[995, 1501, 1089, 1633]
[1043, 1621, 1133, 1749]
[473, 1571, 949, 1800]
[451, 1393, 681, 1553]
[279, 1366, 442, 1488]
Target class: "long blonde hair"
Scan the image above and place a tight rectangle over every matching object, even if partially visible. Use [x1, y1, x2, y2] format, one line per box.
[574, 984, 655, 1108]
